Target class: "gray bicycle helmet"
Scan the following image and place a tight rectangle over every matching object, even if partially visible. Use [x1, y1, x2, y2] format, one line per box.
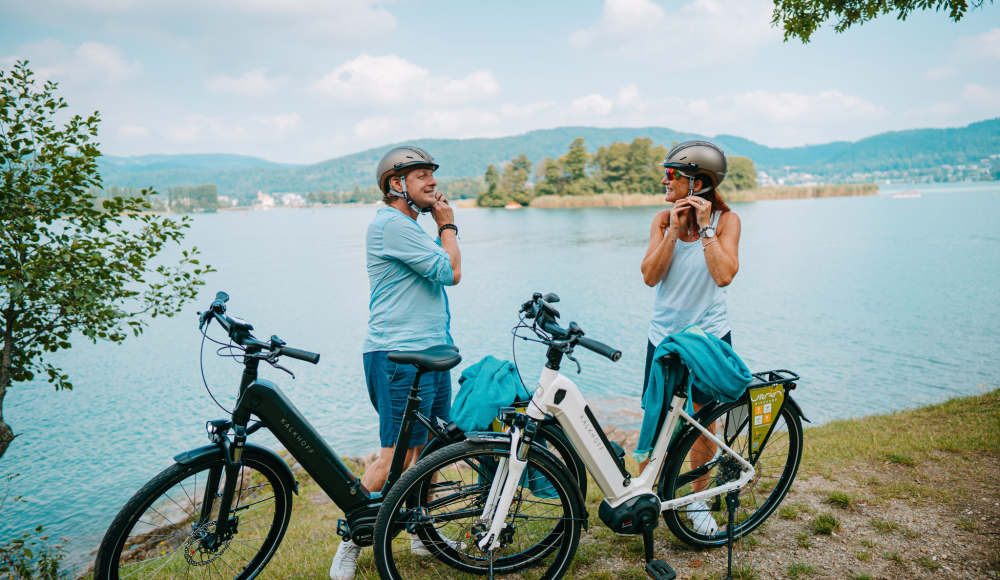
[660, 140, 727, 193]
[376, 146, 439, 194]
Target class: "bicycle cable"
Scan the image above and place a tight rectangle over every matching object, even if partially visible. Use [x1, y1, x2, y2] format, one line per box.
[200, 324, 234, 414]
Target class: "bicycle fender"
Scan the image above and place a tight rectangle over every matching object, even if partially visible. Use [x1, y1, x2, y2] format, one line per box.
[173, 443, 299, 495]
[785, 395, 810, 423]
[464, 431, 589, 530]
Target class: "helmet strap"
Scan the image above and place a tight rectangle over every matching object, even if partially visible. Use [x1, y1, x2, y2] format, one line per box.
[395, 175, 431, 214]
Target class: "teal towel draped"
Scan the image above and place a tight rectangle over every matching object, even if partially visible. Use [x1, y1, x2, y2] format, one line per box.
[634, 325, 752, 462]
[452, 355, 531, 432]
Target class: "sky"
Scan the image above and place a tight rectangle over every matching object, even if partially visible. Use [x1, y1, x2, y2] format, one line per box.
[2, 0, 999, 164]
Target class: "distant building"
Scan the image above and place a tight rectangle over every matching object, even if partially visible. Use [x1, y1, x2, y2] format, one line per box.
[281, 193, 306, 206]
[254, 191, 275, 210]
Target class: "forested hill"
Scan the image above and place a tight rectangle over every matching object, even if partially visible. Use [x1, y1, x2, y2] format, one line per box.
[98, 118, 1000, 196]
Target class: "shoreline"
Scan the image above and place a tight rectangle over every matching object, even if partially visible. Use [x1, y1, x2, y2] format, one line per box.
[528, 184, 879, 208]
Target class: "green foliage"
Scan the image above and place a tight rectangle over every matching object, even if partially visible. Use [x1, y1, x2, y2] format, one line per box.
[811, 512, 842, 534]
[795, 531, 813, 548]
[477, 164, 507, 207]
[870, 518, 901, 533]
[0, 61, 213, 461]
[718, 156, 757, 194]
[886, 452, 917, 466]
[437, 177, 484, 200]
[591, 138, 668, 194]
[786, 562, 816, 579]
[477, 156, 533, 207]
[0, 475, 67, 580]
[771, 0, 991, 43]
[825, 491, 857, 509]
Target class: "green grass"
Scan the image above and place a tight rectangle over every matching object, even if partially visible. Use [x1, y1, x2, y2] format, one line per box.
[886, 452, 918, 467]
[800, 389, 999, 473]
[825, 491, 857, 509]
[810, 512, 841, 535]
[916, 556, 942, 570]
[859, 537, 876, 548]
[795, 532, 813, 548]
[778, 504, 799, 520]
[901, 526, 922, 538]
[731, 563, 761, 580]
[884, 551, 906, 565]
[846, 573, 874, 580]
[957, 517, 978, 532]
[854, 549, 873, 562]
[786, 562, 816, 579]
[870, 518, 901, 534]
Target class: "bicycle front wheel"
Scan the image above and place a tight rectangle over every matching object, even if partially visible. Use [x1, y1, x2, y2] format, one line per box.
[374, 440, 583, 580]
[93, 449, 294, 580]
[659, 399, 802, 548]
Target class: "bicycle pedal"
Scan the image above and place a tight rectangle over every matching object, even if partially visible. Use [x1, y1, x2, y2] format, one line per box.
[645, 559, 676, 580]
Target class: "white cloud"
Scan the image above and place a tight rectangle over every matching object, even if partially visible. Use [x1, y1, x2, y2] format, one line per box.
[313, 54, 499, 106]
[254, 113, 300, 137]
[73, 41, 141, 83]
[207, 69, 282, 97]
[413, 108, 501, 135]
[961, 83, 1000, 108]
[8, 40, 141, 86]
[569, 0, 779, 68]
[117, 124, 149, 138]
[352, 116, 397, 138]
[925, 28, 1000, 81]
[571, 93, 614, 115]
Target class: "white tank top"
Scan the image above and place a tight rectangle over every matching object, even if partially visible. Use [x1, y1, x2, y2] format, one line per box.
[647, 211, 731, 345]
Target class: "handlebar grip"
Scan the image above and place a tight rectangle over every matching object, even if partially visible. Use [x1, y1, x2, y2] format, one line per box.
[278, 346, 321, 365]
[577, 336, 622, 362]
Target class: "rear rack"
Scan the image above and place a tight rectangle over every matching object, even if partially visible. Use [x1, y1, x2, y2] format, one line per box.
[750, 369, 800, 388]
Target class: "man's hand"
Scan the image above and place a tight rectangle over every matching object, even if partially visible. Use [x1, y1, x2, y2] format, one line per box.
[430, 192, 455, 228]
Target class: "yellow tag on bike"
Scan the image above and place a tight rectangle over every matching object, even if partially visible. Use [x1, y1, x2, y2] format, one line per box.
[748, 384, 785, 452]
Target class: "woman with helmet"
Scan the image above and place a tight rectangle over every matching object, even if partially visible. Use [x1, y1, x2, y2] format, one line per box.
[638, 140, 741, 536]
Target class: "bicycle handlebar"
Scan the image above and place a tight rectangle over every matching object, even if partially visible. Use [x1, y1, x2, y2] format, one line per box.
[277, 346, 321, 365]
[577, 336, 622, 362]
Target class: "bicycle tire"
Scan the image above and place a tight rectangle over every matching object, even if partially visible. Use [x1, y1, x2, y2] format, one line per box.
[93, 449, 294, 580]
[374, 440, 582, 580]
[659, 399, 802, 548]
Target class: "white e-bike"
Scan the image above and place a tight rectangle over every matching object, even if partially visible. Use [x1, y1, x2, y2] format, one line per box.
[373, 293, 805, 580]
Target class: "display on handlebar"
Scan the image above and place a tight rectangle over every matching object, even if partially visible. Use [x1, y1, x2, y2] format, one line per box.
[198, 291, 321, 365]
[519, 292, 621, 363]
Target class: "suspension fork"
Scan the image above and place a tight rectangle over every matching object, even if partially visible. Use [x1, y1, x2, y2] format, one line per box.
[476, 417, 538, 551]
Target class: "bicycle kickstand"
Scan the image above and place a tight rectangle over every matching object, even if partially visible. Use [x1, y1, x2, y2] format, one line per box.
[725, 490, 740, 580]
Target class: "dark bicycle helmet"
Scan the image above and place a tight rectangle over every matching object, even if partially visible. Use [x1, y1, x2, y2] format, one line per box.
[661, 140, 727, 192]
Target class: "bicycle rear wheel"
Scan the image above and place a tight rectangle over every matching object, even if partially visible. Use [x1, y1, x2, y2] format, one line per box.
[374, 440, 583, 580]
[659, 399, 802, 548]
[93, 449, 294, 580]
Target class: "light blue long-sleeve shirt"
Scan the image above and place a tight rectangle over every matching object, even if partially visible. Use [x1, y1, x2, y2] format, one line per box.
[363, 207, 455, 353]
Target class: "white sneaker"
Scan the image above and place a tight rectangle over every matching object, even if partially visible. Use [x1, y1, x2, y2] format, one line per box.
[410, 534, 466, 556]
[329, 540, 361, 580]
[686, 500, 720, 535]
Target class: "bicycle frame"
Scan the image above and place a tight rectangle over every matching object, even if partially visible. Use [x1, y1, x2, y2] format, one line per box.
[476, 353, 755, 551]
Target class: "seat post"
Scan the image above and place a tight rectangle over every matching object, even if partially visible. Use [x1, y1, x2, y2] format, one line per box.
[383, 366, 427, 495]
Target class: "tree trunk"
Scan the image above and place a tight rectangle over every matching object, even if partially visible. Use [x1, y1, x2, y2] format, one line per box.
[0, 300, 17, 462]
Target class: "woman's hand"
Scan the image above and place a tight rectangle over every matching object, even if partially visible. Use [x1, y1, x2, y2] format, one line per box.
[664, 202, 688, 240]
[676, 196, 712, 230]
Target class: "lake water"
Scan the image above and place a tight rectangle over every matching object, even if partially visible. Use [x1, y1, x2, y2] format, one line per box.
[3, 181, 999, 568]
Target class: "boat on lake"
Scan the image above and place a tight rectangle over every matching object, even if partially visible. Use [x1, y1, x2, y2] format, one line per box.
[504, 202, 523, 209]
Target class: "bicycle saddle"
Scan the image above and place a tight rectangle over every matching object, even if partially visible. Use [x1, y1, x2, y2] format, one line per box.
[388, 345, 461, 372]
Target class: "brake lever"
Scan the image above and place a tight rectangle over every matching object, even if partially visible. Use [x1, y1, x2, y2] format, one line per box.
[266, 356, 295, 379]
[565, 351, 581, 374]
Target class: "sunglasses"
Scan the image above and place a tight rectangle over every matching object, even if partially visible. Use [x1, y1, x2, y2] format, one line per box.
[664, 168, 689, 181]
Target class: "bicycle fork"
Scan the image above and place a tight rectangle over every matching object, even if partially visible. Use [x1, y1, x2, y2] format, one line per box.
[475, 421, 535, 552]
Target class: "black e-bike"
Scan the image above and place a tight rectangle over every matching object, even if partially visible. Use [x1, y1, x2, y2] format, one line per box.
[93, 292, 586, 580]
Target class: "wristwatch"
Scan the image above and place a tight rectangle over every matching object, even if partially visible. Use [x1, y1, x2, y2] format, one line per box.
[699, 225, 716, 239]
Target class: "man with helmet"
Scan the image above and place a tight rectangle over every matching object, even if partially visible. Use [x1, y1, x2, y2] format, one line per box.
[330, 146, 462, 579]
[638, 140, 742, 536]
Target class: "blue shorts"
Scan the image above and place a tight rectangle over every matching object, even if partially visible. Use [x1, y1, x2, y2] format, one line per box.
[364, 351, 453, 449]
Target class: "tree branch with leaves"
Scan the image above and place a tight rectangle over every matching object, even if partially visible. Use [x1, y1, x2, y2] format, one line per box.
[772, 0, 992, 43]
[0, 61, 214, 461]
